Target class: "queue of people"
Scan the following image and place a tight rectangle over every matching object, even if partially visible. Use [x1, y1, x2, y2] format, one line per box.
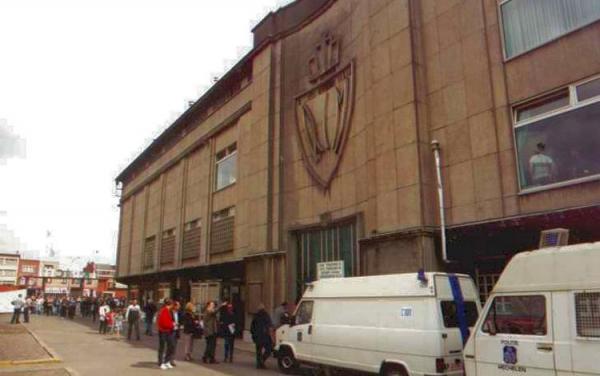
[10, 291, 297, 372]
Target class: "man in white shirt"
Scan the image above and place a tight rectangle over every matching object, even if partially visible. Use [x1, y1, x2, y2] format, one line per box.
[98, 301, 110, 334]
[529, 142, 555, 186]
[10, 295, 24, 324]
[126, 299, 141, 341]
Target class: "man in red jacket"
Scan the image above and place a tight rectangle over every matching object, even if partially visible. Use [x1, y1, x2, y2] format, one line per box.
[157, 299, 175, 370]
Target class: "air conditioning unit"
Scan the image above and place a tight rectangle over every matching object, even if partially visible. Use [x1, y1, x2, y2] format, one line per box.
[539, 228, 569, 248]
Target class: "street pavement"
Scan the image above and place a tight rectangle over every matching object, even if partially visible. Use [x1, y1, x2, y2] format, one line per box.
[8, 314, 287, 376]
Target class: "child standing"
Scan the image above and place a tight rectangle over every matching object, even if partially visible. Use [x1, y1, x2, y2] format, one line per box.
[114, 309, 124, 337]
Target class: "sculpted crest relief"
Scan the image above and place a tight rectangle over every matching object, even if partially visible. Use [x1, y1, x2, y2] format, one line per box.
[295, 32, 355, 189]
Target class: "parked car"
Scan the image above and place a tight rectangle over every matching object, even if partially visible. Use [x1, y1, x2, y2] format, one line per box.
[275, 272, 480, 375]
[464, 241, 600, 375]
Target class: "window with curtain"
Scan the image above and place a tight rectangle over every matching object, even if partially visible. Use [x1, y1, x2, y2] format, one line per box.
[215, 143, 237, 190]
[501, 0, 600, 59]
[514, 76, 600, 192]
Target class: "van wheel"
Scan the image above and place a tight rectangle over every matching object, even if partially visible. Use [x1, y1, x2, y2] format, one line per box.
[277, 348, 299, 374]
[381, 363, 408, 376]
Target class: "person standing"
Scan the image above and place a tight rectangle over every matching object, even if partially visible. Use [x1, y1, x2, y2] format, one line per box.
[272, 301, 288, 329]
[91, 299, 98, 322]
[144, 299, 157, 336]
[202, 301, 219, 364]
[10, 294, 24, 324]
[98, 300, 110, 334]
[182, 303, 200, 361]
[171, 301, 182, 366]
[251, 303, 274, 369]
[157, 299, 176, 370]
[126, 299, 141, 341]
[22, 296, 32, 323]
[220, 303, 237, 363]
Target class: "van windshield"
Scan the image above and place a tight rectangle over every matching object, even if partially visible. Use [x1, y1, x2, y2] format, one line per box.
[441, 301, 479, 328]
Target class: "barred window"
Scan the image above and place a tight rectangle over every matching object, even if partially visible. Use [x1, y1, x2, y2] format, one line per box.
[575, 292, 600, 338]
[211, 207, 235, 254]
[160, 228, 176, 265]
[182, 219, 202, 260]
[144, 236, 156, 269]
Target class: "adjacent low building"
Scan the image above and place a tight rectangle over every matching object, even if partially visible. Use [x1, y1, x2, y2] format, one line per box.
[115, 0, 600, 330]
[0, 253, 20, 286]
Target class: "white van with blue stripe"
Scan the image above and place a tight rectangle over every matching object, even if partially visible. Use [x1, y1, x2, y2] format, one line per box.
[275, 272, 481, 375]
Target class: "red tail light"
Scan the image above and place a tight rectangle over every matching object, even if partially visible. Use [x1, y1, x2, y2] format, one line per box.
[436, 358, 448, 373]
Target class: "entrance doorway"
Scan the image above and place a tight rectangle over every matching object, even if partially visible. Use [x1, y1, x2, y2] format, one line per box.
[295, 220, 357, 295]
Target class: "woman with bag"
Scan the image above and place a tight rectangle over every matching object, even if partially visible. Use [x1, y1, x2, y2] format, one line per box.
[219, 303, 237, 363]
[182, 302, 200, 361]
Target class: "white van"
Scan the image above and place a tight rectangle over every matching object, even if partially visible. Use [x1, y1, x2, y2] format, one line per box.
[464, 242, 600, 375]
[275, 272, 481, 375]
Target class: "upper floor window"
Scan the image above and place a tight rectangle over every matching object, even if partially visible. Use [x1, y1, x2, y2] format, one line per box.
[514, 75, 600, 192]
[215, 143, 237, 191]
[501, 0, 600, 59]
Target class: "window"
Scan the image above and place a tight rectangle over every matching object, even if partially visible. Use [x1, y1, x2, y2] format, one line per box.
[482, 295, 547, 335]
[210, 207, 235, 254]
[182, 219, 202, 260]
[501, 0, 600, 59]
[476, 271, 501, 305]
[441, 301, 479, 328]
[143, 236, 156, 269]
[575, 292, 600, 338]
[295, 301, 314, 325]
[215, 143, 237, 190]
[22, 265, 35, 273]
[160, 228, 176, 265]
[514, 76, 600, 192]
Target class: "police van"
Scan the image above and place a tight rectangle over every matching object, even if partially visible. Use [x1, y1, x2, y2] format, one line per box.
[464, 242, 600, 375]
[275, 272, 480, 375]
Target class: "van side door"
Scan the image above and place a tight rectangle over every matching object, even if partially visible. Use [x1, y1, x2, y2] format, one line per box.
[474, 293, 556, 376]
[293, 300, 314, 362]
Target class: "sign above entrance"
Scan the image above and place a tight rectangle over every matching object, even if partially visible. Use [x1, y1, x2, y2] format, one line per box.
[295, 32, 355, 189]
[317, 261, 345, 280]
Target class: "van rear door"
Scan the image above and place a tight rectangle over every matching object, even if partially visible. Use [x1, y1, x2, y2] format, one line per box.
[474, 293, 556, 376]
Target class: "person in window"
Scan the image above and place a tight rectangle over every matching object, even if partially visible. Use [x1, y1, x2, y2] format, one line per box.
[529, 142, 556, 186]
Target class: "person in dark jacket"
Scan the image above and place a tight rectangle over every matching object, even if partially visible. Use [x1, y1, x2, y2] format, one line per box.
[182, 302, 200, 361]
[144, 299, 157, 336]
[251, 303, 274, 369]
[220, 303, 237, 363]
[202, 301, 220, 364]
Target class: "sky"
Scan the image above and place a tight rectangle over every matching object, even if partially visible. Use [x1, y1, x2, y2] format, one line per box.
[0, 0, 291, 267]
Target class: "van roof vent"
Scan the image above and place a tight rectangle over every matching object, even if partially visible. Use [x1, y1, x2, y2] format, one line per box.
[539, 228, 569, 248]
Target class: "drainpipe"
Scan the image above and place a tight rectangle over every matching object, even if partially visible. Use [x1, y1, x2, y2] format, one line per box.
[431, 140, 450, 264]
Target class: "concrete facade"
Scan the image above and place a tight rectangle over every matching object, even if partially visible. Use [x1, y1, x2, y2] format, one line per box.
[116, 0, 600, 322]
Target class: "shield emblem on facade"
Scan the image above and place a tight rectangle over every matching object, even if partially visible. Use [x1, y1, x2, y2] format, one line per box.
[295, 61, 355, 189]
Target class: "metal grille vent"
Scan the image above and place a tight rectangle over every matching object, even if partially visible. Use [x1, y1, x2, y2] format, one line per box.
[575, 292, 600, 338]
[539, 228, 569, 248]
[143, 236, 156, 269]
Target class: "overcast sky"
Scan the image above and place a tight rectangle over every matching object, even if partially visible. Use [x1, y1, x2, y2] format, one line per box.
[0, 0, 290, 265]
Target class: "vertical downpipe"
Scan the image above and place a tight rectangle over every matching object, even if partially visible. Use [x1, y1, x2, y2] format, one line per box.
[431, 140, 450, 264]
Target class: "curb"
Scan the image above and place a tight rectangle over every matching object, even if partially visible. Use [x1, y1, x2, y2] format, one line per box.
[0, 358, 62, 367]
[0, 323, 64, 367]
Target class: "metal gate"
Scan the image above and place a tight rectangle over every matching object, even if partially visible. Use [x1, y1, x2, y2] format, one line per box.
[296, 221, 357, 291]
